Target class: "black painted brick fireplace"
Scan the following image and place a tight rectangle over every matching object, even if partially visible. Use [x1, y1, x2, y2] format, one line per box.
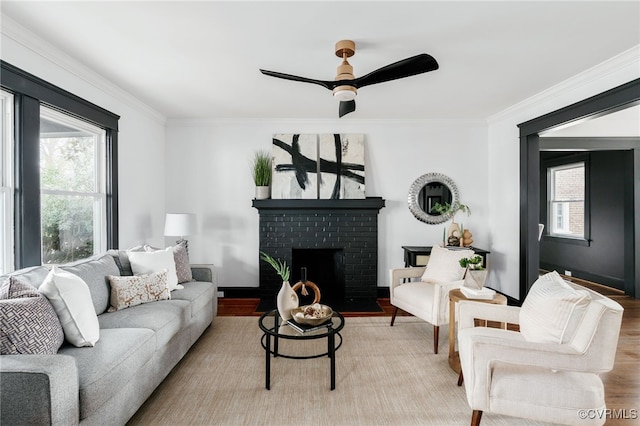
[253, 198, 385, 307]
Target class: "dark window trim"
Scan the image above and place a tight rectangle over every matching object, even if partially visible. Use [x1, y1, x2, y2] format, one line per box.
[1, 61, 120, 269]
[519, 78, 640, 301]
[541, 153, 591, 246]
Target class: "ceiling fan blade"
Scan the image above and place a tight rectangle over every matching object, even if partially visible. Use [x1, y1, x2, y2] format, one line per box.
[259, 69, 337, 90]
[339, 100, 356, 117]
[354, 54, 439, 88]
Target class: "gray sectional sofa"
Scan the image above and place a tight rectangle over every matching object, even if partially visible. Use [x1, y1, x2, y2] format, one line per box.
[0, 252, 217, 425]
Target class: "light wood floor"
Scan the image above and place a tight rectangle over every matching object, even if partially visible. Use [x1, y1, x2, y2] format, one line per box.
[218, 283, 640, 424]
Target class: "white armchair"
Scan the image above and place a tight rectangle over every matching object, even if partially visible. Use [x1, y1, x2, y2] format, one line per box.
[457, 273, 623, 425]
[389, 245, 473, 354]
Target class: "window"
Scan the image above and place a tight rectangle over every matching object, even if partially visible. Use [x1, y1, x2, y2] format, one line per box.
[548, 161, 585, 239]
[1, 61, 119, 269]
[1, 90, 14, 274]
[40, 107, 106, 264]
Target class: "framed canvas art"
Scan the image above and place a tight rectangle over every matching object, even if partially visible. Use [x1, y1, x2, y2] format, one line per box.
[271, 134, 318, 199]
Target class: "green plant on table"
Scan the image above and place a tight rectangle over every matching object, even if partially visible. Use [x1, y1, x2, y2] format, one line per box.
[251, 150, 272, 186]
[260, 251, 290, 281]
[459, 255, 485, 270]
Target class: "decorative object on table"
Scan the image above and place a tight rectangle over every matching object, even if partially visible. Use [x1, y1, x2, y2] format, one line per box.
[459, 255, 490, 298]
[251, 149, 272, 200]
[430, 201, 470, 247]
[271, 133, 365, 199]
[291, 267, 321, 303]
[461, 229, 473, 247]
[260, 39, 438, 118]
[290, 303, 333, 326]
[164, 213, 197, 254]
[260, 251, 297, 320]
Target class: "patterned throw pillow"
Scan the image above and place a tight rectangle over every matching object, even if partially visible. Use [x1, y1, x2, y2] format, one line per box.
[107, 270, 171, 312]
[172, 242, 193, 284]
[0, 277, 64, 355]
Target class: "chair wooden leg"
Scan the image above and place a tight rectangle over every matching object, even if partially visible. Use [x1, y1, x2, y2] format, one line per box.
[471, 410, 483, 426]
[390, 307, 398, 326]
[433, 325, 439, 354]
[457, 371, 464, 386]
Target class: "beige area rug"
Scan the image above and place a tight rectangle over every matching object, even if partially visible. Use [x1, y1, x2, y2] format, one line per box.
[128, 317, 549, 426]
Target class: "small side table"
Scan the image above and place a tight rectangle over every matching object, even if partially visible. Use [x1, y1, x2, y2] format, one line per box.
[448, 288, 507, 373]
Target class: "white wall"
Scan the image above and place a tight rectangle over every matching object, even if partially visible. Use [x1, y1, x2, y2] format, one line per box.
[165, 119, 489, 289]
[487, 46, 640, 299]
[1, 19, 168, 249]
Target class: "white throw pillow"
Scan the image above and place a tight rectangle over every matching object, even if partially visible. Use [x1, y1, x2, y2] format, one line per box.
[519, 271, 591, 344]
[39, 266, 100, 347]
[128, 248, 181, 291]
[420, 245, 474, 282]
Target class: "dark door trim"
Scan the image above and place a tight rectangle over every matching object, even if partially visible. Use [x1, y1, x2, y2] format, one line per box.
[518, 78, 640, 300]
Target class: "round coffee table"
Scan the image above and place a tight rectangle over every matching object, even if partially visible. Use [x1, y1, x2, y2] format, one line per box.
[258, 309, 345, 390]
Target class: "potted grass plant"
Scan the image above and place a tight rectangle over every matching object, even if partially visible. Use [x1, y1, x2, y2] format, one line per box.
[252, 150, 272, 199]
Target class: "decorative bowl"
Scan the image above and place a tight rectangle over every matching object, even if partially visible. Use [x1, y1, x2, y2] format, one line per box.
[290, 304, 333, 326]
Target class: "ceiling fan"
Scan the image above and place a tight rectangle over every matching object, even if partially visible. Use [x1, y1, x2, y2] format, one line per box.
[260, 40, 439, 117]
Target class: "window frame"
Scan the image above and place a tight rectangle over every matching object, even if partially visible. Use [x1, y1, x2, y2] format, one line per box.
[542, 153, 591, 247]
[0, 61, 119, 270]
[1, 90, 14, 274]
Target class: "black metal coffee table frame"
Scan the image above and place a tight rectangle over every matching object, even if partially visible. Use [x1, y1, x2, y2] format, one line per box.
[258, 309, 345, 390]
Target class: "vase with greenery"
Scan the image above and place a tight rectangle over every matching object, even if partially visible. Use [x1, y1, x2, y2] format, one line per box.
[431, 202, 471, 246]
[252, 150, 272, 199]
[459, 255, 488, 289]
[260, 251, 298, 320]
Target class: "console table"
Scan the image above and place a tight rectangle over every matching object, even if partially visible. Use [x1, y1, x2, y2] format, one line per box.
[402, 246, 490, 268]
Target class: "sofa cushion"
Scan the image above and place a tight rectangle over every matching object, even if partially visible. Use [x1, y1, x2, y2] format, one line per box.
[107, 271, 171, 312]
[0, 277, 64, 355]
[0, 266, 51, 291]
[170, 281, 214, 318]
[129, 249, 181, 291]
[98, 300, 190, 349]
[40, 266, 100, 347]
[520, 271, 591, 344]
[421, 245, 473, 283]
[60, 254, 121, 315]
[58, 327, 155, 420]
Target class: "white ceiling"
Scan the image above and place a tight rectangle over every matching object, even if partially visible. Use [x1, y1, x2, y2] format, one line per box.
[1, 1, 639, 120]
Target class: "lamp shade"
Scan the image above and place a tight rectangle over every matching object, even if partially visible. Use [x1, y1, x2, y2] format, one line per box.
[164, 213, 197, 237]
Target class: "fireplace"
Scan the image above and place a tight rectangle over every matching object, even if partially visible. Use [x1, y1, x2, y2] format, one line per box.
[253, 198, 385, 310]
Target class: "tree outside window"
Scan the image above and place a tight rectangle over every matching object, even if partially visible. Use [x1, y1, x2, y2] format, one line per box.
[40, 107, 106, 264]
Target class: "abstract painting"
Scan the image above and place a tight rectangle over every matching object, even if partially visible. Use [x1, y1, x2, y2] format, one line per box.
[318, 134, 365, 199]
[271, 133, 365, 199]
[272, 134, 318, 199]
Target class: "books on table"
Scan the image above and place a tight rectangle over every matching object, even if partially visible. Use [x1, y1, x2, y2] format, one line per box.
[460, 286, 496, 300]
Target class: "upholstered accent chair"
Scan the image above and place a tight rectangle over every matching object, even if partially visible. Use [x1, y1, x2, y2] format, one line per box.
[457, 272, 623, 425]
[389, 245, 473, 353]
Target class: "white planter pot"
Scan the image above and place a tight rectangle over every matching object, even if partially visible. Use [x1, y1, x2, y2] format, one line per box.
[255, 186, 270, 200]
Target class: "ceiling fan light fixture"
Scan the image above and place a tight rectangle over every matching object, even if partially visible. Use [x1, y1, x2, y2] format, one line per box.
[333, 85, 357, 101]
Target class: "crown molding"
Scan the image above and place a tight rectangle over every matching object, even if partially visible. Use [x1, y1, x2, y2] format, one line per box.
[165, 117, 487, 128]
[1, 16, 166, 124]
[487, 45, 640, 124]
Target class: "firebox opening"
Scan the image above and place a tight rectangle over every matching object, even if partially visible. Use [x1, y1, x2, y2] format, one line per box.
[292, 249, 345, 307]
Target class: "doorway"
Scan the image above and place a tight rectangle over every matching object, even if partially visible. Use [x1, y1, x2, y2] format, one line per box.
[518, 78, 640, 299]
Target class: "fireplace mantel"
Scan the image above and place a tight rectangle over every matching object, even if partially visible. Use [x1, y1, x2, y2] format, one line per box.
[252, 197, 385, 211]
